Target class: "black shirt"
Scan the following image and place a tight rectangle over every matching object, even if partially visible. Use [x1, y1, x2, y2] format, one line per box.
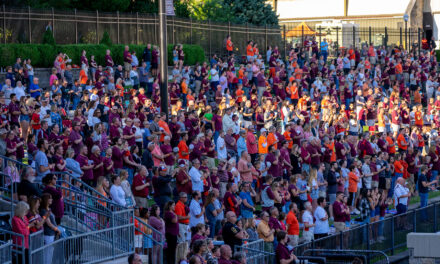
[17, 179, 42, 199]
[418, 174, 429, 194]
[152, 175, 172, 197]
[222, 222, 242, 252]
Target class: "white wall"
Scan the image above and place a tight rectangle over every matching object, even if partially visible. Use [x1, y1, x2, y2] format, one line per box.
[434, 14, 440, 41]
[347, 0, 411, 16]
[277, 0, 344, 20]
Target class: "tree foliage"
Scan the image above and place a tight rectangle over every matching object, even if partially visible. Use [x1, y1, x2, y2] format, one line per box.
[100, 31, 112, 46]
[42, 29, 56, 45]
[189, 0, 278, 26]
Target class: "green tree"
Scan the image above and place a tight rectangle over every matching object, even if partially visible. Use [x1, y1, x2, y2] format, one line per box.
[223, 0, 278, 26]
[190, 0, 234, 23]
[42, 29, 56, 45]
[100, 31, 112, 46]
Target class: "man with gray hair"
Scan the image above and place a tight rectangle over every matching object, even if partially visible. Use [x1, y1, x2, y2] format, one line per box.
[17, 167, 41, 202]
[302, 201, 315, 243]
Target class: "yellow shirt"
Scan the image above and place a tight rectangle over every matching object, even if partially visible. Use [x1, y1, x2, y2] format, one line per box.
[257, 221, 274, 242]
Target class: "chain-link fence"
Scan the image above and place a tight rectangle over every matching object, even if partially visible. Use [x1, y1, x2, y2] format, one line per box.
[0, 5, 283, 59]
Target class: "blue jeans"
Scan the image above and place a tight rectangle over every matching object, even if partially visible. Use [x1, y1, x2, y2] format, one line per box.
[431, 170, 438, 182]
[420, 192, 429, 221]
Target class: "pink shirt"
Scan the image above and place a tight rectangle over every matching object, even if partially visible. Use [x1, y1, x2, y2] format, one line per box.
[238, 158, 252, 182]
[246, 132, 258, 154]
[152, 144, 163, 167]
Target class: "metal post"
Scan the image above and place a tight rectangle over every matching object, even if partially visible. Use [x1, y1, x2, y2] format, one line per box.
[154, 13, 157, 45]
[117, 11, 120, 44]
[409, 28, 412, 52]
[434, 203, 437, 232]
[96, 10, 99, 44]
[190, 18, 193, 44]
[405, 21, 408, 50]
[172, 16, 175, 44]
[413, 210, 417, 232]
[228, 21, 231, 36]
[400, 27, 402, 47]
[246, 23, 249, 42]
[283, 24, 286, 59]
[339, 231, 343, 250]
[301, 25, 304, 46]
[418, 28, 421, 56]
[159, 0, 169, 118]
[385, 27, 388, 47]
[352, 25, 355, 48]
[3, 5, 6, 44]
[52, 7, 55, 39]
[368, 26, 371, 45]
[318, 26, 322, 49]
[28, 6, 31, 43]
[74, 9, 78, 44]
[209, 20, 212, 57]
[366, 223, 370, 264]
[265, 24, 268, 52]
[336, 27, 339, 56]
[136, 12, 139, 45]
[391, 216, 395, 255]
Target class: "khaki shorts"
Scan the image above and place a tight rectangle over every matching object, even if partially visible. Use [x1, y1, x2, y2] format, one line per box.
[135, 196, 148, 209]
[124, 62, 132, 72]
[371, 181, 379, 189]
[334, 222, 346, 233]
[288, 235, 299, 247]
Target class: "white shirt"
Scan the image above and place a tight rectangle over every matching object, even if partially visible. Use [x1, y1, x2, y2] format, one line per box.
[40, 105, 52, 126]
[134, 126, 143, 143]
[110, 184, 127, 206]
[13, 86, 26, 100]
[302, 210, 314, 234]
[189, 166, 203, 193]
[394, 183, 409, 206]
[217, 137, 227, 160]
[189, 198, 205, 228]
[222, 114, 234, 133]
[314, 206, 329, 234]
[210, 68, 219, 82]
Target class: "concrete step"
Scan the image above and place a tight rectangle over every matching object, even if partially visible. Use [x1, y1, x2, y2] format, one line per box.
[101, 254, 148, 264]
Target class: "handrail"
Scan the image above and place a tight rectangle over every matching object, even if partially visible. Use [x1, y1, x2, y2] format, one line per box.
[0, 229, 26, 264]
[303, 249, 390, 264]
[134, 216, 164, 245]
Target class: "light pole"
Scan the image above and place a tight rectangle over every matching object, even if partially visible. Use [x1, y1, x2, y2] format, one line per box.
[404, 14, 409, 51]
[159, 0, 169, 119]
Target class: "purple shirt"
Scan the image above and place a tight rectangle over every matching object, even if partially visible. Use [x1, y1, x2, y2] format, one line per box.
[69, 130, 83, 156]
[160, 144, 174, 166]
[123, 125, 135, 146]
[112, 146, 124, 169]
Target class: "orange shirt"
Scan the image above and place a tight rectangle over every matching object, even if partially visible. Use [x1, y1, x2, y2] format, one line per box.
[378, 113, 385, 128]
[286, 211, 299, 235]
[246, 45, 254, 56]
[414, 92, 421, 104]
[415, 111, 423, 126]
[79, 69, 88, 85]
[267, 133, 277, 149]
[181, 82, 188, 94]
[283, 131, 293, 149]
[397, 133, 407, 150]
[298, 98, 307, 110]
[253, 47, 259, 55]
[178, 140, 189, 160]
[258, 135, 268, 154]
[158, 119, 171, 142]
[386, 136, 396, 154]
[238, 69, 244, 80]
[394, 160, 404, 174]
[236, 89, 244, 103]
[288, 85, 299, 99]
[325, 142, 337, 162]
[294, 68, 302, 80]
[226, 39, 233, 51]
[348, 172, 359, 193]
[175, 200, 189, 224]
[395, 63, 403, 74]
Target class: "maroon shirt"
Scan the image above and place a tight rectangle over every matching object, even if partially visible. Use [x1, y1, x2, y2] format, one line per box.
[176, 169, 192, 194]
[76, 154, 93, 180]
[132, 174, 149, 197]
[90, 154, 104, 180]
[123, 125, 135, 146]
[164, 211, 179, 236]
[112, 146, 124, 169]
[160, 144, 174, 166]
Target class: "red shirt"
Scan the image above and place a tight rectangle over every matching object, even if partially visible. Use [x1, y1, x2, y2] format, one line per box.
[132, 174, 149, 197]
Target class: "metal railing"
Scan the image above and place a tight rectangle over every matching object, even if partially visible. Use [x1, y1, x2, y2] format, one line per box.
[134, 216, 164, 264]
[303, 249, 389, 264]
[0, 172, 15, 217]
[28, 222, 134, 264]
[294, 200, 440, 262]
[0, 229, 26, 264]
[0, 240, 12, 264]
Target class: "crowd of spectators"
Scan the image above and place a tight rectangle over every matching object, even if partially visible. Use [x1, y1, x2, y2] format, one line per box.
[1, 35, 440, 264]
